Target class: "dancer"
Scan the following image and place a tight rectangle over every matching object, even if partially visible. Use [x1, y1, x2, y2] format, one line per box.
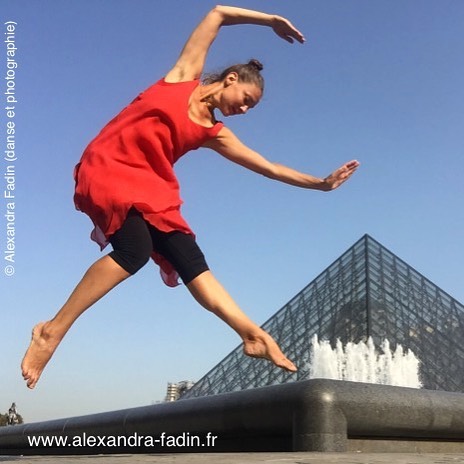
[22, 5, 359, 389]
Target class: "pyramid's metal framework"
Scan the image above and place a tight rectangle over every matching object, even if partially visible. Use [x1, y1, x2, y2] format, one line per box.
[182, 234, 464, 399]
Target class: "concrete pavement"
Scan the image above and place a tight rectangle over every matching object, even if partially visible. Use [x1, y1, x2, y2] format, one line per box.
[1, 453, 464, 464]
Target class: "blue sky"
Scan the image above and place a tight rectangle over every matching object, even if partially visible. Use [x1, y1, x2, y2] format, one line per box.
[1, 0, 463, 423]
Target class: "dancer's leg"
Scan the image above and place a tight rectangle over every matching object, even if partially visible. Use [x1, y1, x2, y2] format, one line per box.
[21, 255, 131, 389]
[22, 210, 154, 389]
[187, 270, 297, 372]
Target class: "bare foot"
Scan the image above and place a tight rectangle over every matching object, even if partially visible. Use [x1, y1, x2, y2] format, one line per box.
[243, 330, 297, 372]
[21, 322, 62, 389]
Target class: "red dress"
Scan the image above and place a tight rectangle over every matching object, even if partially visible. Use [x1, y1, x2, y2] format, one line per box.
[73, 79, 224, 286]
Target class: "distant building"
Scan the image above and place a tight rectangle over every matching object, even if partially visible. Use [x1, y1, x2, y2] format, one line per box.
[165, 381, 195, 402]
[180, 234, 464, 399]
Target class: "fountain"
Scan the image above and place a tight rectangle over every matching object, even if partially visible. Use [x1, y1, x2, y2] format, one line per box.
[309, 335, 422, 388]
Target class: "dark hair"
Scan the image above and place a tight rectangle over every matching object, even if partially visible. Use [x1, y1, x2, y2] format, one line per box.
[203, 59, 264, 92]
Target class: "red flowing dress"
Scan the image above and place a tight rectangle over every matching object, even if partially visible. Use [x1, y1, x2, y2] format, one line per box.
[73, 79, 224, 286]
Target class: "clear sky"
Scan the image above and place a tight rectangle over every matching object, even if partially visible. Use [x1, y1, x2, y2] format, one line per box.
[1, 0, 463, 423]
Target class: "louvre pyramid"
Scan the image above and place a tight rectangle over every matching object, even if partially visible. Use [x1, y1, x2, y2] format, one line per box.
[182, 234, 464, 398]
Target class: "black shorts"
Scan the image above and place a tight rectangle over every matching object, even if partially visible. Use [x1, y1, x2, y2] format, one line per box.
[108, 208, 209, 284]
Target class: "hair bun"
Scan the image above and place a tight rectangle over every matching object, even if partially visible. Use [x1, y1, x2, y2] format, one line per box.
[248, 59, 264, 72]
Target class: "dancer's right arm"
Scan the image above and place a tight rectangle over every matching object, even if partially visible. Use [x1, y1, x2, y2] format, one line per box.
[165, 6, 305, 83]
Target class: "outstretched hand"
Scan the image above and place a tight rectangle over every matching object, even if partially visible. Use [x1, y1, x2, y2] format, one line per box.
[323, 160, 360, 191]
[272, 15, 305, 44]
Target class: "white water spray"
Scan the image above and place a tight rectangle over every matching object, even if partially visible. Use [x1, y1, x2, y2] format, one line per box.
[309, 335, 422, 388]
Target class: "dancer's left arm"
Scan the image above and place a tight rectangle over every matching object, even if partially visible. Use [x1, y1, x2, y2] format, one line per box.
[203, 127, 359, 191]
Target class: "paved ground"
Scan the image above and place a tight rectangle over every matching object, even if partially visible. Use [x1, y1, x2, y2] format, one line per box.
[1, 453, 464, 464]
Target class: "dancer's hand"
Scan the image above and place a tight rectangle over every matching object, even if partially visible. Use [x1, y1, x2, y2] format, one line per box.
[272, 15, 305, 44]
[323, 160, 360, 191]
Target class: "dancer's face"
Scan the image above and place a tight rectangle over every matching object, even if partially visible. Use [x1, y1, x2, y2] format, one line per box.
[218, 73, 262, 117]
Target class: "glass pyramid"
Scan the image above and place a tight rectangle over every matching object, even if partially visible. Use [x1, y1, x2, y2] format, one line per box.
[182, 234, 464, 398]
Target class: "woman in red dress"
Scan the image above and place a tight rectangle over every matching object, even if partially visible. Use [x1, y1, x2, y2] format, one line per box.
[22, 5, 359, 389]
